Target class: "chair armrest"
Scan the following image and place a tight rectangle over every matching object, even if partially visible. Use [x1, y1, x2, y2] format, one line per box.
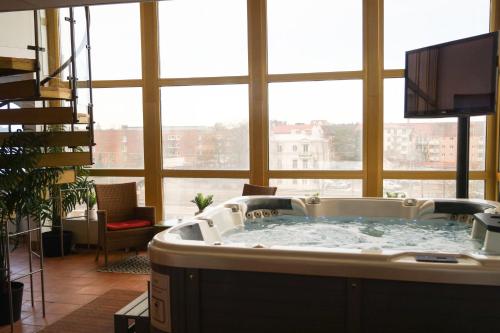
[134, 206, 156, 224]
[96, 210, 107, 243]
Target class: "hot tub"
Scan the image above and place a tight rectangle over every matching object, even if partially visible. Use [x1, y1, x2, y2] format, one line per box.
[149, 197, 500, 333]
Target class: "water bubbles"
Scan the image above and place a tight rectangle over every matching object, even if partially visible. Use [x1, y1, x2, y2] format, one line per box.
[360, 226, 385, 237]
[221, 215, 481, 253]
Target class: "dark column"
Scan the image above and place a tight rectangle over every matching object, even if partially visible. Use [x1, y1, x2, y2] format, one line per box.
[456, 116, 470, 198]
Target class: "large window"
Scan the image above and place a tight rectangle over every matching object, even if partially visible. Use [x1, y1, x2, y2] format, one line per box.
[54, 1, 497, 220]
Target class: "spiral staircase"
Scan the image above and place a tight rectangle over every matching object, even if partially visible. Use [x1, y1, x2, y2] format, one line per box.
[0, 8, 94, 168]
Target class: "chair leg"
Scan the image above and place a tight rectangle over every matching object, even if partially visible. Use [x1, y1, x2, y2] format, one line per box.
[104, 246, 108, 267]
[95, 246, 100, 262]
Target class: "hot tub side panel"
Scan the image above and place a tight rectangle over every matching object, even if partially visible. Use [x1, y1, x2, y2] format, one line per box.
[151, 265, 500, 333]
[361, 279, 500, 332]
[151, 264, 350, 333]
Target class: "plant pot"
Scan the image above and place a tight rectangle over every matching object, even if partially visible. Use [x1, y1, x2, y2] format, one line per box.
[0, 281, 24, 325]
[86, 209, 97, 221]
[42, 230, 73, 257]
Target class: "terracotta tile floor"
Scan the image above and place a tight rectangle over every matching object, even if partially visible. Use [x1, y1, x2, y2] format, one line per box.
[1, 247, 149, 333]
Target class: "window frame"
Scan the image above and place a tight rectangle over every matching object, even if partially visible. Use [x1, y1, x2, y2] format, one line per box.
[48, 0, 498, 220]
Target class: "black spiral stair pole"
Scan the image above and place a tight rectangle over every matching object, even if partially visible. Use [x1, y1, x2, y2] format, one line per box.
[68, 7, 78, 124]
[33, 10, 41, 98]
[85, 6, 95, 161]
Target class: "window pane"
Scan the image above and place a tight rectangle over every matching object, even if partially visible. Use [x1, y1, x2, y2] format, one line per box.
[267, 0, 362, 74]
[270, 179, 362, 197]
[383, 79, 485, 171]
[86, 88, 144, 168]
[163, 178, 248, 219]
[384, 0, 490, 69]
[90, 4, 141, 79]
[158, 0, 248, 78]
[161, 85, 249, 170]
[383, 179, 484, 199]
[269, 81, 362, 170]
[61, 4, 141, 80]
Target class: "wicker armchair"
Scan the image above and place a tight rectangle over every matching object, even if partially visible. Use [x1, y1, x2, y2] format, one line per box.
[94, 182, 156, 267]
[242, 183, 277, 196]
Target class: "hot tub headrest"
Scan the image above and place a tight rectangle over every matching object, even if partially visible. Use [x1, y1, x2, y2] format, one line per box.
[246, 198, 293, 212]
[433, 200, 495, 215]
[242, 197, 307, 215]
[178, 223, 204, 241]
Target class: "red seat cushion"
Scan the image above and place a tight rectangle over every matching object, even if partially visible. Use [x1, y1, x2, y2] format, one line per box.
[107, 219, 152, 231]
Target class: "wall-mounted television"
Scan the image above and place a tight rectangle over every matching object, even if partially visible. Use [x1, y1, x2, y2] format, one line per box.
[404, 32, 498, 118]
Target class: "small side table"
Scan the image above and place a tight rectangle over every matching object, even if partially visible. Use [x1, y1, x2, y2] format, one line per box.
[154, 218, 184, 233]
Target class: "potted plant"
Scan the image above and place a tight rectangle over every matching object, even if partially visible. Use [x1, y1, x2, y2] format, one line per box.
[41, 165, 94, 257]
[79, 174, 97, 220]
[0, 133, 62, 324]
[191, 193, 214, 215]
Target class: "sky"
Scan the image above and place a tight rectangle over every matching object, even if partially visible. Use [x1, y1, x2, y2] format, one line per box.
[1, 0, 490, 129]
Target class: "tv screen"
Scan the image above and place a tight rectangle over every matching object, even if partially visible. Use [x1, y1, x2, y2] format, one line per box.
[405, 32, 498, 118]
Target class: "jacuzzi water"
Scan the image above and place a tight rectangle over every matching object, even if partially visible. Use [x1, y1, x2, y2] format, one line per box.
[221, 216, 482, 253]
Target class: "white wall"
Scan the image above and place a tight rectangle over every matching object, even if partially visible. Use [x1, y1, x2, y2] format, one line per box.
[0, 10, 49, 76]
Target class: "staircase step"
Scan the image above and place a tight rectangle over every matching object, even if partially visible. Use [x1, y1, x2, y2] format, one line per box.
[0, 56, 36, 77]
[56, 169, 76, 184]
[77, 113, 90, 124]
[0, 80, 72, 101]
[0, 152, 92, 168]
[0, 131, 91, 147]
[38, 152, 92, 167]
[0, 107, 73, 124]
[40, 85, 72, 100]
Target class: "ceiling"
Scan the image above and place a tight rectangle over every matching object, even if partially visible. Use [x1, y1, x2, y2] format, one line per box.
[0, 0, 156, 12]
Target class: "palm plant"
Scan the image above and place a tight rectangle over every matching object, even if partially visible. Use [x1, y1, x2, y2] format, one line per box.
[41, 165, 95, 229]
[191, 193, 214, 214]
